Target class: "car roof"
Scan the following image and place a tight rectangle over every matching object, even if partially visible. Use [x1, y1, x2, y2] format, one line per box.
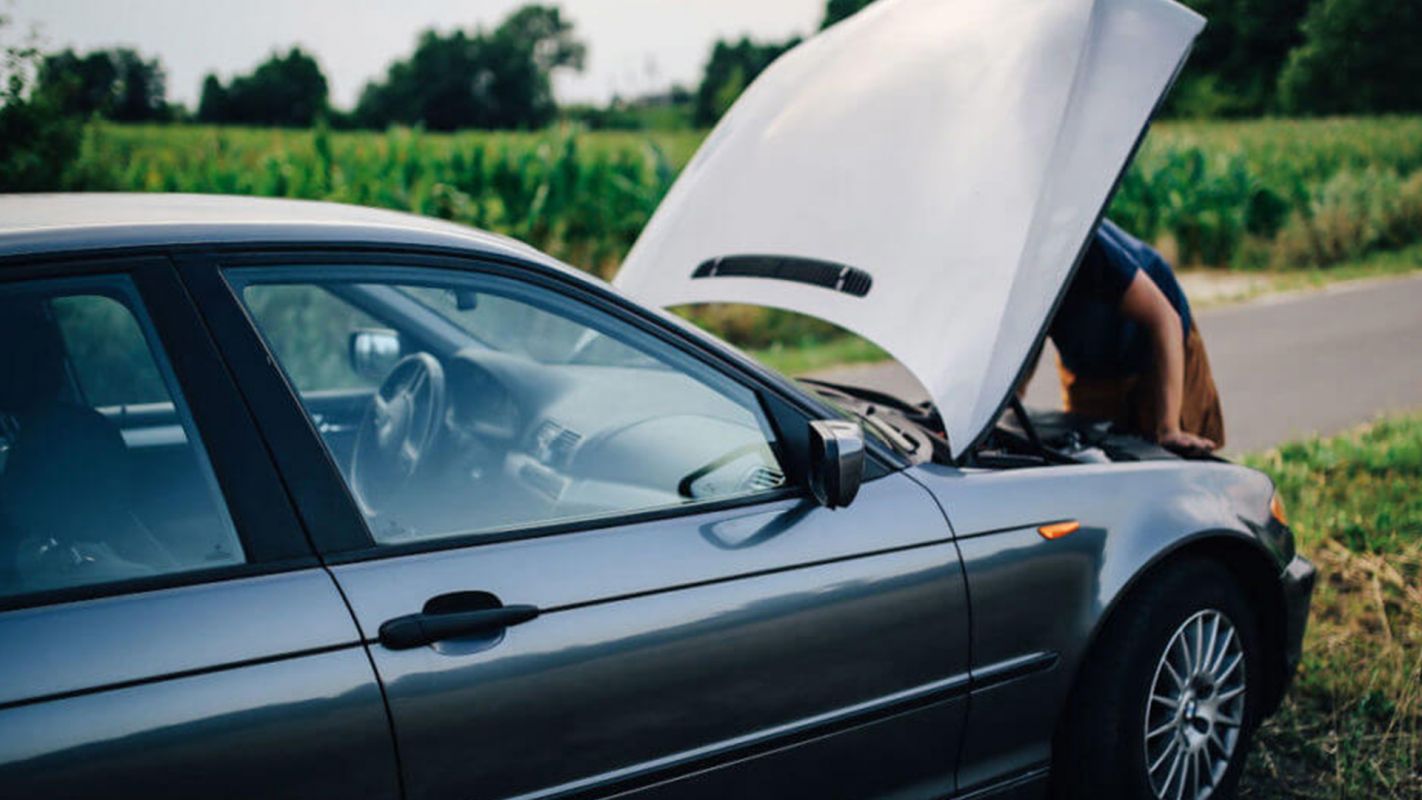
[0, 193, 561, 269]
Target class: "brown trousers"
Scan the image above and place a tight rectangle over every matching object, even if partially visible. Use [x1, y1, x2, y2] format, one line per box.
[1057, 326, 1226, 447]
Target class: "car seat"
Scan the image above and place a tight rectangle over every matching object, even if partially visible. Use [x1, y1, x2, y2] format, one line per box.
[0, 297, 178, 596]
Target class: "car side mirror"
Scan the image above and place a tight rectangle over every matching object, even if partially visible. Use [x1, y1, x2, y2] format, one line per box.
[807, 420, 865, 509]
[350, 329, 402, 381]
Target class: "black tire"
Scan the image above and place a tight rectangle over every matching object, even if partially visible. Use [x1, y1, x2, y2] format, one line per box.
[1051, 557, 1263, 800]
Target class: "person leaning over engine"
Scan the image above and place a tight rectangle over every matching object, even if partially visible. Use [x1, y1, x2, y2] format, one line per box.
[1044, 219, 1224, 454]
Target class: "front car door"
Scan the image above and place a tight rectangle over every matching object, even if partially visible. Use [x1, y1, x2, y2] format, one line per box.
[0, 257, 399, 798]
[187, 251, 971, 799]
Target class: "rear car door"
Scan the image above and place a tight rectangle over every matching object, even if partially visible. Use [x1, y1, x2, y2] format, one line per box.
[187, 251, 972, 800]
[0, 257, 399, 799]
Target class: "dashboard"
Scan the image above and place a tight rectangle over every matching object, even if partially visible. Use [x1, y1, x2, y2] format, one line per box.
[387, 347, 786, 539]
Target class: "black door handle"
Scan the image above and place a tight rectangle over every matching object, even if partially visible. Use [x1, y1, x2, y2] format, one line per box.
[379, 604, 540, 650]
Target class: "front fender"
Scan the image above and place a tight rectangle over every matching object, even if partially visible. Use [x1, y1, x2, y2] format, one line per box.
[906, 459, 1281, 793]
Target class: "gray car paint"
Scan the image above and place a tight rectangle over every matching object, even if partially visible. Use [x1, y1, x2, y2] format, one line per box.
[907, 458, 1296, 794]
[332, 474, 970, 799]
[0, 195, 1314, 799]
[0, 569, 357, 704]
[0, 569, 400, 797]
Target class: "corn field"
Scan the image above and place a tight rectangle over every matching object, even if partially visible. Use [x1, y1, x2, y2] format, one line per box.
[74, 117, 1422, 274]
[69, 124, 701, 280]
[1113, 116, 1422, 269]
[65, 117, 1422, 349]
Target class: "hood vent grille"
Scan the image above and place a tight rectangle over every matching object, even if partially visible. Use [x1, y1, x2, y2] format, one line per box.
[693, 255, 873, 298]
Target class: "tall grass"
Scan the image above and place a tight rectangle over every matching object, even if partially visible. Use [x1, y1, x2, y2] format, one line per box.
[61, 117, 1422, 349]
[1113, 117, 1422, 269]
[68, 123, 702, 279]
[69, 118, 1422, 275]
[1241, 416, 1422, 799]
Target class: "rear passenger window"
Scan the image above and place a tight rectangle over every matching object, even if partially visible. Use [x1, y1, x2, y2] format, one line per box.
[0, 277, 244, 601]
[52, 295, 168, 408]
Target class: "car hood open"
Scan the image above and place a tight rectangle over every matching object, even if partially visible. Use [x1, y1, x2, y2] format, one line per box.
[614, 0, 1203, 458]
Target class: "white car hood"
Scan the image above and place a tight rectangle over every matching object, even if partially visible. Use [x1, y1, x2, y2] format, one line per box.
[614, 0, 1204, 458]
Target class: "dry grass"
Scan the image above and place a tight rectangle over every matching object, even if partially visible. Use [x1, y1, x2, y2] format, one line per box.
[1241, 416, 1422, 799]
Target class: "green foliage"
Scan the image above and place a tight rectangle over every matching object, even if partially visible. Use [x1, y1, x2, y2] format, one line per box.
[1106, 117, 1422, 268]
[750, 334, 887, 376]
[1250, 417, 1422, 556]
[354, 5, 585, 131]
[38, 47, 170, 122]
[63, 116, 1422, 348]
[1164, 0, 1310, 117]
[562, 92, 694, 132]
[822, 0, 878, 29]
[1278, 0, 1422, 115]
[1269, 169, 1422, 269]
[71, 124, 697, 278]
[0, 17, 83, 191]
[198, 47, 328, 127]
[1241, 417, 1422, 798]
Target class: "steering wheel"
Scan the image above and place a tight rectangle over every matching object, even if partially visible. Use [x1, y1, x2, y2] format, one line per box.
[351, 353, 447, 515]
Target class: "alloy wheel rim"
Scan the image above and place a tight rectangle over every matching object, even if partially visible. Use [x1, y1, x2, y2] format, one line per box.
[1144, 609, 1247, 800]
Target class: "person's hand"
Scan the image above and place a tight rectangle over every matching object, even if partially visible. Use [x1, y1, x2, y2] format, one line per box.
[1157, 428, 1218, 456]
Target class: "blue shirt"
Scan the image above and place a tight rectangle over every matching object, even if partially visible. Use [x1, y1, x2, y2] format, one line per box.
[1049, 220, 1192, 380]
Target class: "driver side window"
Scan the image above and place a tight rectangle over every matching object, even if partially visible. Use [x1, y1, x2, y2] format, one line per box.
[232, 268, 788, 546]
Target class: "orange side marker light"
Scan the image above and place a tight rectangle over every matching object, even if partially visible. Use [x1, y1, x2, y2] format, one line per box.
[1038, 520, 1080, 540]
[1270, 494, 1288, 526]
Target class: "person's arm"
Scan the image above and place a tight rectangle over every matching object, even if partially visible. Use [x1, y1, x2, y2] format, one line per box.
[1118, 270, 1217, 454]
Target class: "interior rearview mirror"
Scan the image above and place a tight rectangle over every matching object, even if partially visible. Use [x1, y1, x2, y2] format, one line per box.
[808, 420, 865, 509]
[350, 329, 402, 380]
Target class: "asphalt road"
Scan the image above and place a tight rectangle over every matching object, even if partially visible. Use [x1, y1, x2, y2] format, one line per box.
[814, 273, 1422, 453]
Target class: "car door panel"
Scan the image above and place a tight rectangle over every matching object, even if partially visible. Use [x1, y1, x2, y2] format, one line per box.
[191, 256, 971, 797]
[0, 569, 360, 705]
[334, 473, 968, 800]
[0, 260, 401, 799]
[0, 572, 400, 799]
[612, 699, 961, 800]
[334, 475, 956, 634]
[907, 465, 1102, 794]
[0, 647, 394, 799]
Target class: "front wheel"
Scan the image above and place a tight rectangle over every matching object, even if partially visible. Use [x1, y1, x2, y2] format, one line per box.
[1052, 558, 1263, 800]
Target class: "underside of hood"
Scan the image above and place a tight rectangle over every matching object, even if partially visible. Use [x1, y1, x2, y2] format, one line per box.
[614, 0, 1204, 459]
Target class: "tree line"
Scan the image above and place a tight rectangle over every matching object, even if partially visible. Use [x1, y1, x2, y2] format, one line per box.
[27, 4, 583, 132]
[697, 0, 1422, 123]
[12, 0, 1422, 138]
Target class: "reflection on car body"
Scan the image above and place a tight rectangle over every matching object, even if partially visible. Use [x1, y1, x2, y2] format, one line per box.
[0, 0, 1314, 797]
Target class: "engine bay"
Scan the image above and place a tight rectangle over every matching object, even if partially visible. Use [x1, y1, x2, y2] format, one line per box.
[802, 379, 1186, 469]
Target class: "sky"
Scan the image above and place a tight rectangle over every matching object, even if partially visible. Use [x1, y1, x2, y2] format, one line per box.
[6, 0, 826, 109]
